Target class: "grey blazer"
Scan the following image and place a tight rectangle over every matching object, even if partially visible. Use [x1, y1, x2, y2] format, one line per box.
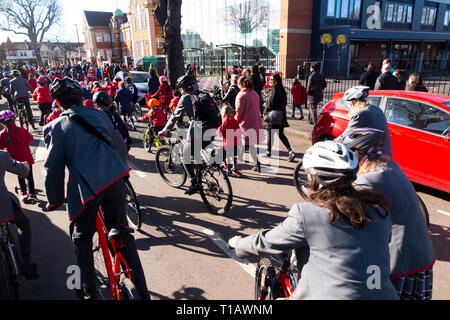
[0, 150, 29, 223]
[355, 161, 435, 279]
[343, 105, 393, 158]
[43, 106, 130, 221]
[235, 202, 399, 300]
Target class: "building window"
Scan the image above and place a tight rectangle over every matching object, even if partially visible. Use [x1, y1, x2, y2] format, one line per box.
[384, 2, 413, 24]
[103, 33, 111, 42]
[421, 6, 436, 26]
[96, 33, 103, 43]
[444, 10, 450, 26]
[327, 0, 361, 19]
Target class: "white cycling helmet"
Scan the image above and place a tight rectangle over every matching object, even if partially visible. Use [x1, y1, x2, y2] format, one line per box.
[303, 141, 359, 187]
[343, 86, 370, 101]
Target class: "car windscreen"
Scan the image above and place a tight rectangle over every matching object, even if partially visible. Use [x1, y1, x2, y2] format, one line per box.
[443, 102, 450, 108]
[130, 73, 149, 83]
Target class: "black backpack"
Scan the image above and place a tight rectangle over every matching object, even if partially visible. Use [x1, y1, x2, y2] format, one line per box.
[191, 91, 222, 130]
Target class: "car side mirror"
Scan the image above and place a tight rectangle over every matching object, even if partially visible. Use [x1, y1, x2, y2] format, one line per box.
[447, 133, 450, 142]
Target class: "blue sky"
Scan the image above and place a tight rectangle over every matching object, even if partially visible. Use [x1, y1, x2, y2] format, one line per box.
[1, 0, 130, 43]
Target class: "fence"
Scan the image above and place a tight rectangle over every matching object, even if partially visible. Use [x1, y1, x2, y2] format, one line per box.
[278, 57, 450, 107]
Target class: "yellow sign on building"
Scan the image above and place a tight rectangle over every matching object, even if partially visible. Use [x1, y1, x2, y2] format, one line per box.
[320, 33, 332, 45]
[336, 34, 347, 45]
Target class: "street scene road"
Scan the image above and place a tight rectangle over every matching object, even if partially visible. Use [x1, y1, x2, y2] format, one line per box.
[2, 98, 448, 300]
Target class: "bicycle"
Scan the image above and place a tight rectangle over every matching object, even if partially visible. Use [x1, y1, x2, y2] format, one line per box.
[142, 123, 166, 153]
[91, 207, 141, 300]
[255, 251, 297, 300]
[0, 221, 23, 300]
[16, 100, 33, 131]
[132, 102, 143, 123]
[155, 133, 233, 215]
[293, 160, 431, 228]
[125, 180, 142, 231]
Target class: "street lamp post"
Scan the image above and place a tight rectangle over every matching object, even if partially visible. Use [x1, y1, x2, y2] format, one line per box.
[73, 24, 81, 63]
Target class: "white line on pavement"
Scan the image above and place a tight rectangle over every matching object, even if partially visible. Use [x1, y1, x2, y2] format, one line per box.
[202, 228, 256, 278]
[437, 210, 450, 217]
[128, 160, 147, 178]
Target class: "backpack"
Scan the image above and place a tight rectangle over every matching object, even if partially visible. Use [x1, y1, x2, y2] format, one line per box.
[103, 109, 131, 151]
[190, 91, 222, 130]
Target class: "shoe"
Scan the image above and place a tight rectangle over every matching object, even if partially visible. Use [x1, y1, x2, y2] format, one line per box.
[19, 192, 28, 202]
[231, 170, 242, 178]
[266, 152, 271, 158]
[23, 263, 39, 280]
[299, 116, 304, 120]
[288, 152, 296, 163]
[252, 162, 261, 173]
[184, 183, 202, 195]
[28, 194, 38, 202]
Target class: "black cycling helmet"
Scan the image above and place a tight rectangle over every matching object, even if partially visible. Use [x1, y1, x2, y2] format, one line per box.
[50, 76, 83, 101]
[337, 128, 385, 152]
[176, 74, 196, 92]
[93, 91, 113, 109]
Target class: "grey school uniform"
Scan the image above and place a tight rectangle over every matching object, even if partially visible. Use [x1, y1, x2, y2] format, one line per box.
[234, 202, 399, 300]
[343, 105, 393, 158]
[43, 106, 130, 221]
[354, 161, 435, 281]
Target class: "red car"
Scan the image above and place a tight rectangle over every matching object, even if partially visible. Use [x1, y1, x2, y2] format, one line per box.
[312, 90, 450, 193]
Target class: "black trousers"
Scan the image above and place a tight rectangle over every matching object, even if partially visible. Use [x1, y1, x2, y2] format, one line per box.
[2, 93, 14, 112]
[38, 103, 52, 125]
[71, 178, 149, 299]
[267, 128, 292, 154]
[18, 164, 35, 195]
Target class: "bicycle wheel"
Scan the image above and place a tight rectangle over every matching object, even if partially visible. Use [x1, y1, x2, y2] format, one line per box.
[92, 232, 111, 287]
[119, 275, 141, 300]
[142, 129, 153, 153]
[18, 110, 25, 128]
[125, 181, 142, 231]
[155, 145, 187, 188]
[0, 244, 17, 300]
[199, 165, 233, 215]
[254, 258, 276, 300]
[417, 195, 430, 228]
[293, 160, 310, 200]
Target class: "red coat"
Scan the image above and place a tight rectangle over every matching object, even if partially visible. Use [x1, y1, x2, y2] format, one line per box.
[0, 123, 34, 165]
[46, 109, 63, 124]
[28, 78, 37, 91]
[169, 97, 180, 111]
[291, 83, 307, 105]
[219, 115, 240, 148]
[32, 86, 52, 104]
[91, 87, 108, 96]
[152, 84, 173, 110]
[107, 83, 118, 98]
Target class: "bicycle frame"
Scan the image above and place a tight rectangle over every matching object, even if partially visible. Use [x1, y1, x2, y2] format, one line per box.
[95, 208, 132, 300]
[0, 223, 21, 286]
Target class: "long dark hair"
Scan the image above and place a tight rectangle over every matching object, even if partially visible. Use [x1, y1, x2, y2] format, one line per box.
[308, 176, 389, 230]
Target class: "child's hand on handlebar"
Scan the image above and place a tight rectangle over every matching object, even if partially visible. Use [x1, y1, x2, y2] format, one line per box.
[227, 236, 242, 250]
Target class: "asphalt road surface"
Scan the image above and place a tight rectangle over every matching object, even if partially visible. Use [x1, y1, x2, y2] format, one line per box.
[1, 98, 449, 300]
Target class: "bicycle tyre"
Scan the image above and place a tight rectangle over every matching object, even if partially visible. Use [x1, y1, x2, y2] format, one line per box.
[254, 258, 276, 300]
[18, 110, 25, 128]
[125, 181, 142, 231]
[155, 145, 187, 188]
[92, 232, 111, 287]
[119, 275, 141, 300]
[293, 160, 309, 200]
[0, 244, 17, 300]
[417, 195, 430, 228]
[199, 165, 233, 215]
[142, 129, 153, 153]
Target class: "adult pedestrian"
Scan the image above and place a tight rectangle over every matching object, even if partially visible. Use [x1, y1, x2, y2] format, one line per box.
[306, 63, 327, 125]
[393, 69, 407, 90]
[222, 74, 240, 109]
[264, 74, 296, 162]
[148, 67, 160, 95]
[359, 63, 379, 90]
[374, 64, 398, 90]
[406, 73, 428, 92]
[235, 76, 264, 172]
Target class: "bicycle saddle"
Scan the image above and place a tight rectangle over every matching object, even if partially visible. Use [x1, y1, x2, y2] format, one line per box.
[108, 225, 134, 241]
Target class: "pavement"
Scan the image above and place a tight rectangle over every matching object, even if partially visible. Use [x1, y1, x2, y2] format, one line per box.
[0, 96, 449, 301]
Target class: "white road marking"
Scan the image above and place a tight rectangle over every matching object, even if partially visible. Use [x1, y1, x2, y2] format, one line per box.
[34, 138, 48, 163]
[128, 160, 147, 178]
[437, 210, 450, 217]
[202, 228, 256, 278]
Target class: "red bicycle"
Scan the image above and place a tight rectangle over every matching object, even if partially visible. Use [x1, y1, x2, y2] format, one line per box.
[255, 251, 297, 300]
[92, 208, 141, 300]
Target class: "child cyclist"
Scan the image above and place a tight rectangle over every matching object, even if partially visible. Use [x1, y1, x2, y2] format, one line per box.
[139, 98, 167, 134]
[219, 105, 242, 177]
[32, 76, 52, 126]
[0, 110, 37, 203]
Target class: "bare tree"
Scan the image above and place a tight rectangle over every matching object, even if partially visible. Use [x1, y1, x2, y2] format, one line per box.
[154, 0, 184, 89]
[227, 0, 268, 35]
[0, 0, 62, 66]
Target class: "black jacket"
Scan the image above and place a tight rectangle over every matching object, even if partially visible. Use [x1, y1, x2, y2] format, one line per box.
[359, 71, 379, 90]
[374, 72, 398, 90]
[307, 71, 327, 105]
[148, 75, 160, 95]
[222, 84, 240, 109]
[406, 84, 428, 92]
[264, 86, 289, 129]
